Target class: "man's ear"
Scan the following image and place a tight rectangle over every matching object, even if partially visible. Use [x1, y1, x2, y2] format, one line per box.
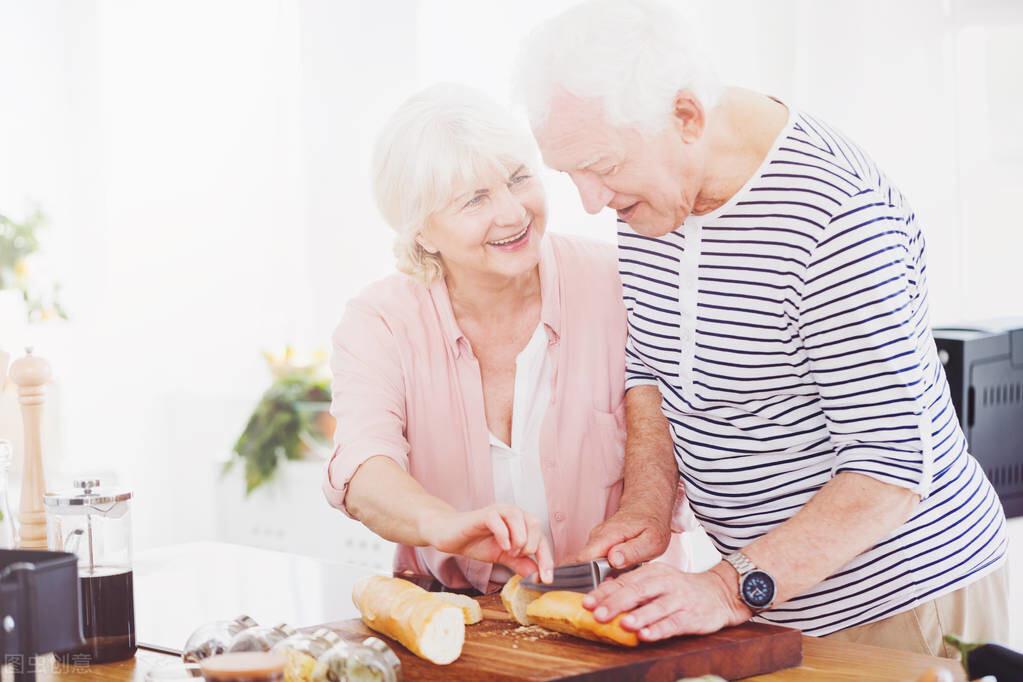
[672, 89, 705, 144]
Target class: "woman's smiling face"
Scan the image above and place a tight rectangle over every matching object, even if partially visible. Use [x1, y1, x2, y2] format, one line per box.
[418, 163, 547, 282]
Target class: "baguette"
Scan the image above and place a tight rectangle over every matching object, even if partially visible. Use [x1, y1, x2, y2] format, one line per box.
[351, 576, 465, 664]
[527, 591, 639, 647]
[500, 575, 543, 626]
[433, 592, 483, 625]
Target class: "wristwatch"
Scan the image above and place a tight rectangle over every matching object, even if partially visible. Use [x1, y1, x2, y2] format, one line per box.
[724, 552, 776, 613]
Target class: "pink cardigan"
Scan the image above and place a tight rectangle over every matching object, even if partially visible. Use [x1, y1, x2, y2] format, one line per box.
[322, 233, 688, 593]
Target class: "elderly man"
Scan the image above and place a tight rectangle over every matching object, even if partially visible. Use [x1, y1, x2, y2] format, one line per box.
[515, 0, 1009, 656]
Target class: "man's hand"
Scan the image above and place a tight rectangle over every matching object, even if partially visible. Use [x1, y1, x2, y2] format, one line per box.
[582, 562, 751, 642]
[421, 504, 554, 582]
[569, 505, 671, 569]
[572, 385, 679, 568]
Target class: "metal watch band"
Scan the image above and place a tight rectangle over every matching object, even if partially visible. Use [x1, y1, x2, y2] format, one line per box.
[725, 551, 775, 613]
[724, 551, 756, 577]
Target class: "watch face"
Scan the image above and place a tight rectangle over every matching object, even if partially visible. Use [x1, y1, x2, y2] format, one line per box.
[742, 570, 775, 609]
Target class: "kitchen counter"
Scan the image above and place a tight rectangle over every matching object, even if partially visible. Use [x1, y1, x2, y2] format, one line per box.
[29, 542, 967, 681]
[29, 636, 966, 681]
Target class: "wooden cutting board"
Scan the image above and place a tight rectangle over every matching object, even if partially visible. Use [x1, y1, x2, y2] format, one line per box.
[308, 594, 802, 681]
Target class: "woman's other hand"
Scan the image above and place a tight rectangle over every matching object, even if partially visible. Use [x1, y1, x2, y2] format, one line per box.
[422, 504, 554, 583]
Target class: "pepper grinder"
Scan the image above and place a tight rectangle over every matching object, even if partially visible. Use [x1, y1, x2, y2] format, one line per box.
[9, 346, 52, 549]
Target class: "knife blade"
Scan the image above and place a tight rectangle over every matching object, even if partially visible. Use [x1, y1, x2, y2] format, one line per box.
[520, 558, 628, 593]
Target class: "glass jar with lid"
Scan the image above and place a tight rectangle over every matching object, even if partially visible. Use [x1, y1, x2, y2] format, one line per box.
[312, 636, 401, 682]
[183, 615, 260, 662]
[271, 628, 341, 682]
[228, 623, 297, 653]
[45, 478, 135, 663]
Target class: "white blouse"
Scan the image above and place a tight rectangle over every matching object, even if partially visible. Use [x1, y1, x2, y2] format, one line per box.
[488, 323, 553, 583]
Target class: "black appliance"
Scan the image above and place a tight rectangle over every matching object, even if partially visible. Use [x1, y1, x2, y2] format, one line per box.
[0, 550, 83, 682]
[934, 322, 1023, 518]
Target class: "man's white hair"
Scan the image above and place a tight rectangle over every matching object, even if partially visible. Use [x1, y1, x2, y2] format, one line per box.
[515, 0, 719, 133]
[371, 83, 539, 284]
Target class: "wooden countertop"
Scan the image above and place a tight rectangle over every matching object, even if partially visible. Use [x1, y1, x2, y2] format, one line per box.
[30, 635, 966, 681]
[24, 543, 966, 681]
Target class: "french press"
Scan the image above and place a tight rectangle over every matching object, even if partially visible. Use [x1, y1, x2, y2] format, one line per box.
[44, 479, 136, 663]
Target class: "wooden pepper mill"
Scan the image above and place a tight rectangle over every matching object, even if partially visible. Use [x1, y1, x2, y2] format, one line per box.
[9, 347, 52, 549]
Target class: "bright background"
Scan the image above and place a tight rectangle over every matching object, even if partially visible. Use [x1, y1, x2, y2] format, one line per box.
[1, 0, 1021, 582]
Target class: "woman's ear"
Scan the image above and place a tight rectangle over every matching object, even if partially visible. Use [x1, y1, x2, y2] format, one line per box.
[416, 232, 439, 255]
[672, 89, 706, 144]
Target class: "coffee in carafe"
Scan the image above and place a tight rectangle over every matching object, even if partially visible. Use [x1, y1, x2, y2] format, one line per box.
[45, 479, 136, 663]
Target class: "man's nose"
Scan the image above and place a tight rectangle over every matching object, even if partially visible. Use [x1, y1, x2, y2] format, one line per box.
[571, 172, 614, 215]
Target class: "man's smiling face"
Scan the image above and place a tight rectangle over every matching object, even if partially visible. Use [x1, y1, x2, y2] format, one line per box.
[533, 91, 705, 237]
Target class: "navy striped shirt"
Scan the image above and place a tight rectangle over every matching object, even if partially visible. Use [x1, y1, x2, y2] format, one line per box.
[619, 108, 1007, 635]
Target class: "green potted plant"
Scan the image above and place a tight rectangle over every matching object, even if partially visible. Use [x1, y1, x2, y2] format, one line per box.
[0, 208, 69, 323]
[224, 347, 336, 494]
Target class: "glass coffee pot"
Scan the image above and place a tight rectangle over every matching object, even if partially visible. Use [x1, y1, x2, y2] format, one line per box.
[45, 478, 136, 663]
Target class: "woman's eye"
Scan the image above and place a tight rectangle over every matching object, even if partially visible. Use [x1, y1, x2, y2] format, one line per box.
[464, 195, 486, 209]
[509, 173, 531, 185]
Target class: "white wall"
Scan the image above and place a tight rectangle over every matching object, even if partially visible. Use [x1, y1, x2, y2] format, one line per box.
[1, 0, 1021, 551]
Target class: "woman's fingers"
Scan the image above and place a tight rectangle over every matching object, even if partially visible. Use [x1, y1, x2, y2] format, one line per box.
[482, 509, 511, 552]
[533, 534, 555, 583]
[523, 514, 542, 557]
[503, 554, 541, 578]
[498, 506, 528, 556]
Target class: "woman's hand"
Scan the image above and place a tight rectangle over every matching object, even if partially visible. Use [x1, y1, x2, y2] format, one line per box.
[421, 504, 554, 583]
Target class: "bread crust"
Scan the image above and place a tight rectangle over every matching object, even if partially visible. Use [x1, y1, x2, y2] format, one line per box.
[434, 592, 483, 625]
[352, 576, 465, 664]
[527, 591, 639, 647]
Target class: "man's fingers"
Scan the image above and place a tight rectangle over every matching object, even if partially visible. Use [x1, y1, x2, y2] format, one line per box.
[608, 528, 661, 568]
[591, 571, 664, 623]
[638, 611, 689, 642]
[573, 521, 633, 564]
[619, 592, 685, 632]
[582, 573, 627, 611]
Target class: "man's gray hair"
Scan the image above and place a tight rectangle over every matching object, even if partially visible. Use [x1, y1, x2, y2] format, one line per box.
[371, 83, 540, 284]
[515, 0, 719, 133]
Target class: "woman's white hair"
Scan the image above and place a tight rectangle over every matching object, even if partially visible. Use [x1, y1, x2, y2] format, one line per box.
[515, 0, 719, 133]
[371, 83, 540, 284]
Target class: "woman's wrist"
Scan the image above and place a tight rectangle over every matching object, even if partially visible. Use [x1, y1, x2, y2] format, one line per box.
[414, 503, 456, 547]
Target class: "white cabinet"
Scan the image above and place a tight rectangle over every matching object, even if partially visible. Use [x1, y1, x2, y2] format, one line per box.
[214, 458, 395, 572]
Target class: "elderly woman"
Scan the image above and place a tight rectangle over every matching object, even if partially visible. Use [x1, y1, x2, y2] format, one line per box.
[321, 83, 700, 593]
[514, 0, 1008, 656]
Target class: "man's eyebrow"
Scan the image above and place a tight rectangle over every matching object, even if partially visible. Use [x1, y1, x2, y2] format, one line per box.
[576, 155, 607, 171]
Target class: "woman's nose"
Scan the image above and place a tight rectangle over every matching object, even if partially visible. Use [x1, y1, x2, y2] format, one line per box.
[493, 186, 529, 227]
[571, 172, 614, 215]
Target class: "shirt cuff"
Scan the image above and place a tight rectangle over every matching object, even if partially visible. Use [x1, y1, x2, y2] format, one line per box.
[321, 441, 410, 518]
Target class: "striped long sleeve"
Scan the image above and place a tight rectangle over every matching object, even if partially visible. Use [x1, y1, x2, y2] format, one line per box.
[798, 189, 934, 497]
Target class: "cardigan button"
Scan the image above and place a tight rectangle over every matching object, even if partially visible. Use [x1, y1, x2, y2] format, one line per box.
[554, 512, 566, 522]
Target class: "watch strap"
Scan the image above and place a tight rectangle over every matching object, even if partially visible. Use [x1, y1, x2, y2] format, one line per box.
[724, 551, 756, 577]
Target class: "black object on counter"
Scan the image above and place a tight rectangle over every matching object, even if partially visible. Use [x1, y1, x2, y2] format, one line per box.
[0, 549, 84, 682]
[934, 321, 1023, 518]
[945, 633, 1023, 680]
